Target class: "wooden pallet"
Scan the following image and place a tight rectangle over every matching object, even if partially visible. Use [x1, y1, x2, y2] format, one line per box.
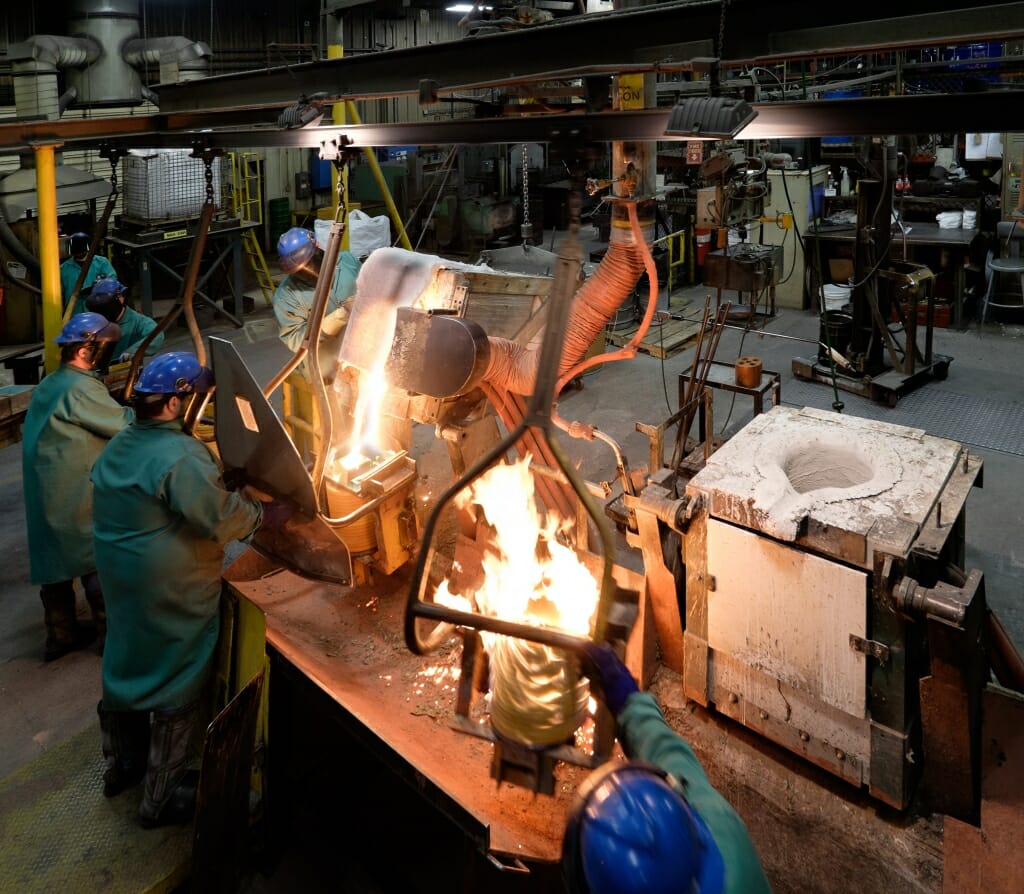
[605, 317, 703, 359]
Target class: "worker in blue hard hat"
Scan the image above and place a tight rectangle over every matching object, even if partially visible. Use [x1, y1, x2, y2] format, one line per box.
[567, 643, 772, 894]
[86, 278, 165, 363]
[22, 312, 134, 661]
[91, 351, 289, 828]
[273, 226, 361, 362]
[61, 231, 118, 313]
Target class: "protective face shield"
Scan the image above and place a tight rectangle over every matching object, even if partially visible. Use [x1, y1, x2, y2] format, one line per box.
[68, 231, 90, 260]
[86, 278, 127, 322]
[55, 312, 121, 371]
[277, 227, 317, 273]
[134, 351, 215, 397]
[562, 761, 726, 894]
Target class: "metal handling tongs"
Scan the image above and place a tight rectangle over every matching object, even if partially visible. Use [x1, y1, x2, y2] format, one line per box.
[403, 137, 638, 704]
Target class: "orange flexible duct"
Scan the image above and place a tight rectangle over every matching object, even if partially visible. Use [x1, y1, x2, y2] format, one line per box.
[481, 201, 658, 443]
[481, 229, 647, 397]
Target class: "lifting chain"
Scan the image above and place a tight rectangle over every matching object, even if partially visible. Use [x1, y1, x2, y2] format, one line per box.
[717, 0, 729, 63]
[108, 154, 119, 195]
[203, 153, 215, 207]
[521, 143, 532, 245]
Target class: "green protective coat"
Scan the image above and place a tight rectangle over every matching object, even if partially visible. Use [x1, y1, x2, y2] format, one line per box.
[92, 419, 262, 711]
[61, 255, 116, 308]
[112, 306, 165, 359]
[273, 250, 361, 353]
[617, 691, 773, 894]
[22, 365, 133, 585]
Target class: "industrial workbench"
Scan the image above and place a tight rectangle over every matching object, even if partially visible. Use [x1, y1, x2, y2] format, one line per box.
[105, 219, 259, 325]
[804, 221, 984, 329]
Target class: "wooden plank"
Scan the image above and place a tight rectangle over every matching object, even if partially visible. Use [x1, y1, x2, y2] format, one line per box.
[605, 318, 702, 359]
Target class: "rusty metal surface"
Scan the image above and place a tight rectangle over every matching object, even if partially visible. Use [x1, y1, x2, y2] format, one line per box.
[222, 548, 589, 866]
[942, 685, 1024, 893]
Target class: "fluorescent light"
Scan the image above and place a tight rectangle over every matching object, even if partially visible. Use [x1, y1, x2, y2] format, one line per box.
[665, 96, 758, 139]
[446, 4, 493, 12]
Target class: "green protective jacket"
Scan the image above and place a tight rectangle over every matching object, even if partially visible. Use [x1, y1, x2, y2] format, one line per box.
[617, 691, 772, 894]
[22, 365, 133, 585]
[92, 418, 262, 711]
[61, 255, 116, 309]
[113, 306, 164, 360]
[273, 250, 361, 353]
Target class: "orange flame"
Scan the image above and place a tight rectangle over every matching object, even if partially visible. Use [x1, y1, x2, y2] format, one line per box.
[435, 454, 599, 635]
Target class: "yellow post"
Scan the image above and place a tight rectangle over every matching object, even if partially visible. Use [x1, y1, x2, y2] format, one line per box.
[35, 142, 63, 375]
[345, 101, 412, 250]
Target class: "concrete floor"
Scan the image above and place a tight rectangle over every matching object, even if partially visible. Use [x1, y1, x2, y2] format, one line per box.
[1, 228, 1022, 890]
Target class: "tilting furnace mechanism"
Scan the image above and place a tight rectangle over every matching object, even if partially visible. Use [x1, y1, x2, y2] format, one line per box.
[629, 405, 987, 817]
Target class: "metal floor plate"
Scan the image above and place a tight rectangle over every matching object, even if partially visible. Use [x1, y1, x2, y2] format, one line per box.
[0, 723, 192, 894]
[780, 377, 1024, 457]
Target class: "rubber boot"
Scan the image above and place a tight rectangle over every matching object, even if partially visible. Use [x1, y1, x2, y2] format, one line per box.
[81, 572, 106, 655]
[40, 581, 96, 662]
[98, 700, 151, 797]
[138, 701, 201, 828]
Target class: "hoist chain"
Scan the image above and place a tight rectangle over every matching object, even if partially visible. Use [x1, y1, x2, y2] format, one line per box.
[521, 143, 532, 245]
[109, 155, 119, 195]
[203, 154, 215, 207]
[718, 0, 729, 63]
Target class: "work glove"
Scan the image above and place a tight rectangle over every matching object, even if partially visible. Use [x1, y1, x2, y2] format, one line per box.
[321, 304, 350, 337]
[580, 641, 639, 716]
[259, 499, 295, 532]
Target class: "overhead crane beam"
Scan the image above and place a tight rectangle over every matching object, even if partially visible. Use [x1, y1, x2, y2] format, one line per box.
[149, 1, 1024, 115]
[6, 90, 1024, 157]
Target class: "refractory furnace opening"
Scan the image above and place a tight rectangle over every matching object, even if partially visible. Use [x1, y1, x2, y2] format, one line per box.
[783, 444, 875, 494]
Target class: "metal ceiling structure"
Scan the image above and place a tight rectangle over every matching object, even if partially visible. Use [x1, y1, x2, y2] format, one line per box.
[7, 91, 1024, 155]
[151, 1, 1024, 113]
[3, 1, 1024, 151]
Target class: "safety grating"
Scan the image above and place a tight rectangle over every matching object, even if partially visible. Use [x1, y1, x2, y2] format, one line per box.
[780, 377, 1024, 457]
[0, 722, 191, 894]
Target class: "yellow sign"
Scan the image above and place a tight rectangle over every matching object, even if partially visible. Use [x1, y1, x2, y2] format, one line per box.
[163, 229, 188, 240]
[617, 74, 645, 110]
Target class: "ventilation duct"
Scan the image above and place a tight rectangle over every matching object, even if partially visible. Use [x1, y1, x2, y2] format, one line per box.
[8, 35, 99, 120]
[66, 0, 212, 106]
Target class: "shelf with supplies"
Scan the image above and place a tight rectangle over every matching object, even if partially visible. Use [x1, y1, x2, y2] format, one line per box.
[823, 193, 984, 225]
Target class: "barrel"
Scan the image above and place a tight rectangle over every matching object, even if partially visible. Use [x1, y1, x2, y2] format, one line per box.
[819, 310, 853, 364]
[267, 197, 291, 253]
[696, 228, 712, 267]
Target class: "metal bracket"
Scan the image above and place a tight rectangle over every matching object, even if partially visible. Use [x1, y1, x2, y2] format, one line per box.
[318, 133, 354, 162]
[850, 633, 891, 666]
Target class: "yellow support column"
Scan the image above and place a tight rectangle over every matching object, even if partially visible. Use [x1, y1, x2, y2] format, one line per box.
[35, 143, 62, 375]
[345, 101, 412, 251]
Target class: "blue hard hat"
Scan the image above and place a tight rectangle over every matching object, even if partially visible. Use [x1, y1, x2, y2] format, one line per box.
[134, 351, 214, 396]
[55, 312, 120, 345]
[563, 761, 725, 894]
[90, 278, 126, 299]
[276, 226, 317, 274]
